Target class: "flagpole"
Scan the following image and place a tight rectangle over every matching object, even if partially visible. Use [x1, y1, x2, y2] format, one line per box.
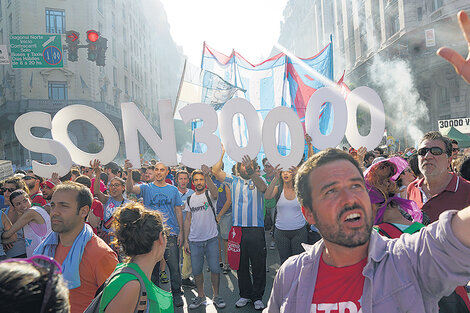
[200, 41, 206, 69]
[173, 58, 187, 117]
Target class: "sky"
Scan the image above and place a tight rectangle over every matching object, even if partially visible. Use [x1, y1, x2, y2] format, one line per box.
[159, 0, 289, 66]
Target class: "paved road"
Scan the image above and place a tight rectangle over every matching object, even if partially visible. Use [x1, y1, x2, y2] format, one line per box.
[163, 232, 281, 313]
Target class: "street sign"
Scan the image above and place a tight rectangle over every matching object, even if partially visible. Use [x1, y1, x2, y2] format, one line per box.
[0, 45, 10, 64]
[9, 34, 63, 68]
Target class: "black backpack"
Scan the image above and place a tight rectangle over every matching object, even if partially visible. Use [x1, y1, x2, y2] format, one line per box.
[84, 266, 148, 313]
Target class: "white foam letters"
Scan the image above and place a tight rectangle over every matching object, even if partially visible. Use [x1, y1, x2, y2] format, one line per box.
[262, 106, 304, 169]
[345, 86, 386, 151]
[51, 105, 120, 166]
[219, 98, 262, 162]
[305, 87, 348, 150]
[121, 100, 177, 168]
[179, 103, 222, 168]
[14, 86, 386, 172]
[14, 112, 72, 177]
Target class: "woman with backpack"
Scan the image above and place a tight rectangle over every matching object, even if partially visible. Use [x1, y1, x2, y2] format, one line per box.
[264, 165, 308, 265]
[95, 202, 173, 313]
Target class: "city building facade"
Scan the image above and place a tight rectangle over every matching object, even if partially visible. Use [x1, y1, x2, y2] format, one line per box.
[0, 0, 184, 167]
[276, 0, 470, 144]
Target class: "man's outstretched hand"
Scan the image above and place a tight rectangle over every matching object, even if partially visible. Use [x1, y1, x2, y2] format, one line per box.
[437, 11, 470, 84]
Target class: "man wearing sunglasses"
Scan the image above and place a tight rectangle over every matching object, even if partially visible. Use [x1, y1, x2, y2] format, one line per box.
[23, 171, 47, 209]
[408, 131, 470, 224]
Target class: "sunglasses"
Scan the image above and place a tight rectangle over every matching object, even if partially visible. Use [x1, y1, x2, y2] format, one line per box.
[453, 148, 459, 152]
[1, 187, 16, 193]
[0, 255, 62, 313]
[417, 147, 445, 156]
[23, 176, 38, 180]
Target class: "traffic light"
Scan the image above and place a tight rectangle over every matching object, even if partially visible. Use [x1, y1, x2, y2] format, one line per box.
[96, 37, 108, 67]
[86, 30, 99, 62]
[66, 30, 79, 62]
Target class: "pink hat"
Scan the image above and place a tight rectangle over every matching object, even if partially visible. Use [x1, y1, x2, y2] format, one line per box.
[363, 156, 409, 182]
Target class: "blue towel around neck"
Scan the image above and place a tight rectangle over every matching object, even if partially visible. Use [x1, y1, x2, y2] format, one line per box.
[33, 223, 93, 289]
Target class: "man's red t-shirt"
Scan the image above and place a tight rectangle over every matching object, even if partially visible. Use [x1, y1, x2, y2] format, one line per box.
[311, 253, 367, 313]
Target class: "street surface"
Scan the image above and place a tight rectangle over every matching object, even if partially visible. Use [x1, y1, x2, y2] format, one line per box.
[162, 231, 280, 312]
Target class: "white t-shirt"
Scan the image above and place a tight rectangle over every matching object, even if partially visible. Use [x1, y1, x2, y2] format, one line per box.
[184, 192, 218, 242]
[275, 190, 306, 231]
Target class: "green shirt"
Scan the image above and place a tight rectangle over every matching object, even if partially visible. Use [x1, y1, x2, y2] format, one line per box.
[99, 263, 173, 313]
[263, 174, 277, 211]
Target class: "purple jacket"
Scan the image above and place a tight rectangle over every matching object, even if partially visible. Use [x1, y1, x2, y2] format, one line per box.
[265, 211, 470, 313]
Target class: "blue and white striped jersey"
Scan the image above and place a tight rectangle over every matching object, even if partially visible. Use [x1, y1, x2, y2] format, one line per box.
[231, 176, 266, 227]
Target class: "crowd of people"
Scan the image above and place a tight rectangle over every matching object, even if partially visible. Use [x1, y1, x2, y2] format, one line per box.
[1, 9, 470, 313]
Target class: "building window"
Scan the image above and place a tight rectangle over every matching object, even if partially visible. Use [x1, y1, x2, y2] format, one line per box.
[112, 37, 116, 57]
[388, 14, 399, 38]
[8, 13, 11, 33]
[97, 0, 103, 14]
[111, 13, 115, 30]
[431, 0, 443, 12]
[123, 50, 127, 68]
[438, 86, 449, 105]
[417, 7, 423, 21]
[45, 9, 65, 34]
[48, 82, 67, 100]
[113, 67, 117, 87]
[100, 86, 106, 102]
[124, 76, 128, 94]
[0, 0, 3, 19]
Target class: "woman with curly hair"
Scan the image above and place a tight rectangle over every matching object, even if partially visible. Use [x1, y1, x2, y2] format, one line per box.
[98, 202, 172, 313]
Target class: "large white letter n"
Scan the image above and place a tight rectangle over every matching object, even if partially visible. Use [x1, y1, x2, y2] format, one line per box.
[121, 100, 177, 167]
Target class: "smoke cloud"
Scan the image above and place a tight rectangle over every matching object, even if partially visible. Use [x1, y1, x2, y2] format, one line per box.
[369, 55, 429, 147]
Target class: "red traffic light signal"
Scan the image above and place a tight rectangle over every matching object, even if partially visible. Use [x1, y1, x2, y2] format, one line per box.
[86, 30, 99, 43]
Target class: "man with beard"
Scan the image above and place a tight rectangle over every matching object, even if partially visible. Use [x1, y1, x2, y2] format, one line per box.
[23, 171, 47, 208]
[176, 169, 196, 288]
[266, 148, 470, 313]
[184, 166, 226, 309]
[125, 160, 185, 307]
[103, 161, 121, 184]
[34, 181, 117, 313]
[41, 179, 56, 202]
[213, 155, 267, 310]
[144, 165, 155, 183]
[40, 175, 60, 213]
